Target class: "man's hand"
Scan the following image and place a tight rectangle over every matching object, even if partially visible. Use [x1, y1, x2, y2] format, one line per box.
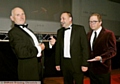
[49, 35, 56, 46]
[87, 56, 102, 62]
[40, 43, 45, 50]
[81, 66, 88, 72]
[56, 66, 61, 71]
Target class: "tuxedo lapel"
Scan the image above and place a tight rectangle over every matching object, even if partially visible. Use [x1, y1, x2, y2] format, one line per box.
[61, 28, 65, 49]
[88, 31, 93, 42]
[88, 31, 93, 49]
[16, 27, 35, 45]
[17, 27, 32, 38]
[70, 25, 75, 47]
[94, 28, 105, 48]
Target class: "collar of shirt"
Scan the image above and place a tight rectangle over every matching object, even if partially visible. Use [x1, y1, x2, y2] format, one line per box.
[93, 26, 102, 37]
[64, 24, 72, 31]
[19, 23, 28, 28]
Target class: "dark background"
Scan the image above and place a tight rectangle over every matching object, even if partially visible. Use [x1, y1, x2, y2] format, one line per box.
[0, 0, 72, 22]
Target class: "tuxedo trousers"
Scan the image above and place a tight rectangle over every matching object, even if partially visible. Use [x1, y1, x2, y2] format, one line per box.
[89, 70, 110, 84]
[62, 58, 84, 84]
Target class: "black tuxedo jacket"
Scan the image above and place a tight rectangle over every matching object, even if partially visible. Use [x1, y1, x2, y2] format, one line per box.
[55, 24, 89, 73]
[8, 26, 40, 80]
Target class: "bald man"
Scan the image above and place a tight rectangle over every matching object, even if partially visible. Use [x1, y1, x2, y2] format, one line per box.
[8, 7, 45, 81]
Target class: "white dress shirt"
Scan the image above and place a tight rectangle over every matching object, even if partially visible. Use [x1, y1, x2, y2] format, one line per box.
[64, 25, 72, 58]
[90, 26, 102, 50]
[20, 26, 41, 57]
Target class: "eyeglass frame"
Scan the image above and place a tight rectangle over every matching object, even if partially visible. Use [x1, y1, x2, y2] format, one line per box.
[89, 21, 100, 24]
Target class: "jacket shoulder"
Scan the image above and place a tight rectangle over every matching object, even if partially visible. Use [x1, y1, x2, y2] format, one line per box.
[103, 28, 115, 36]
[72, 24, 84, 28]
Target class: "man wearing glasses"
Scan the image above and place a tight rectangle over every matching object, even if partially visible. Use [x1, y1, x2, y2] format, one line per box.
[87, 13, 117, 84]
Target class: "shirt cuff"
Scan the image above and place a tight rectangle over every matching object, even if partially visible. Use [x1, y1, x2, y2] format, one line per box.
[36, 45, 41, 57]
[100, 56, 102, 63]
[49, 42, 52, 49]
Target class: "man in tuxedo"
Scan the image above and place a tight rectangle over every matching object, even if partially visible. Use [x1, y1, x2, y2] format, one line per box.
[55, 11, 89, 84]
[8, 7, 45, 80]
[87, 13, 117, 84]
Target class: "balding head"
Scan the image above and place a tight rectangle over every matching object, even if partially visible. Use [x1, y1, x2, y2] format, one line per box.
[60, 12, 73, 28]
[10, 7, 26, 25]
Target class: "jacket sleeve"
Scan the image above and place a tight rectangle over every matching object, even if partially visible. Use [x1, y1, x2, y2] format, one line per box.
[55, 29, 61, 66]
[80, 27, 89, 66]
[101, 31, 117, 63]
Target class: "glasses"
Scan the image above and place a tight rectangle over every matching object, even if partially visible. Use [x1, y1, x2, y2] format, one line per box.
[89, 21, 99, 24]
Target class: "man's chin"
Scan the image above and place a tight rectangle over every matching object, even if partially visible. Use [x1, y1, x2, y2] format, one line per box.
[19, 22, 26, 25]
[61, 25, 65, 28]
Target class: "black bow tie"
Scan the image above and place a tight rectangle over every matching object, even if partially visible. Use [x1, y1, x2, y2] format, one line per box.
[64, 27, 70, 31]
[14, 24, 28, 28]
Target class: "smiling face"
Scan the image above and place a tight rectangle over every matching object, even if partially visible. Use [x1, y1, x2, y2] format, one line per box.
[10, 7, 26, 25]
[60, 12, 72, 28]
[89, 14, 102, 30]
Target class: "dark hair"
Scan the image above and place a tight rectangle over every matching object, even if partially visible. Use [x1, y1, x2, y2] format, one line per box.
[62, 11, 73, 19]
[48, 35, 57, 40]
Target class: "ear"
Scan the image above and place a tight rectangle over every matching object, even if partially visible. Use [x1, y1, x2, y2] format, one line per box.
[100, 21, 102, 25]
[69, 17, 72, 21]
[10, 16, 14, 21]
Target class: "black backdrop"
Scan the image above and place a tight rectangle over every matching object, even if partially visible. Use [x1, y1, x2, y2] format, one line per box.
[0, 42, 18, 80]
